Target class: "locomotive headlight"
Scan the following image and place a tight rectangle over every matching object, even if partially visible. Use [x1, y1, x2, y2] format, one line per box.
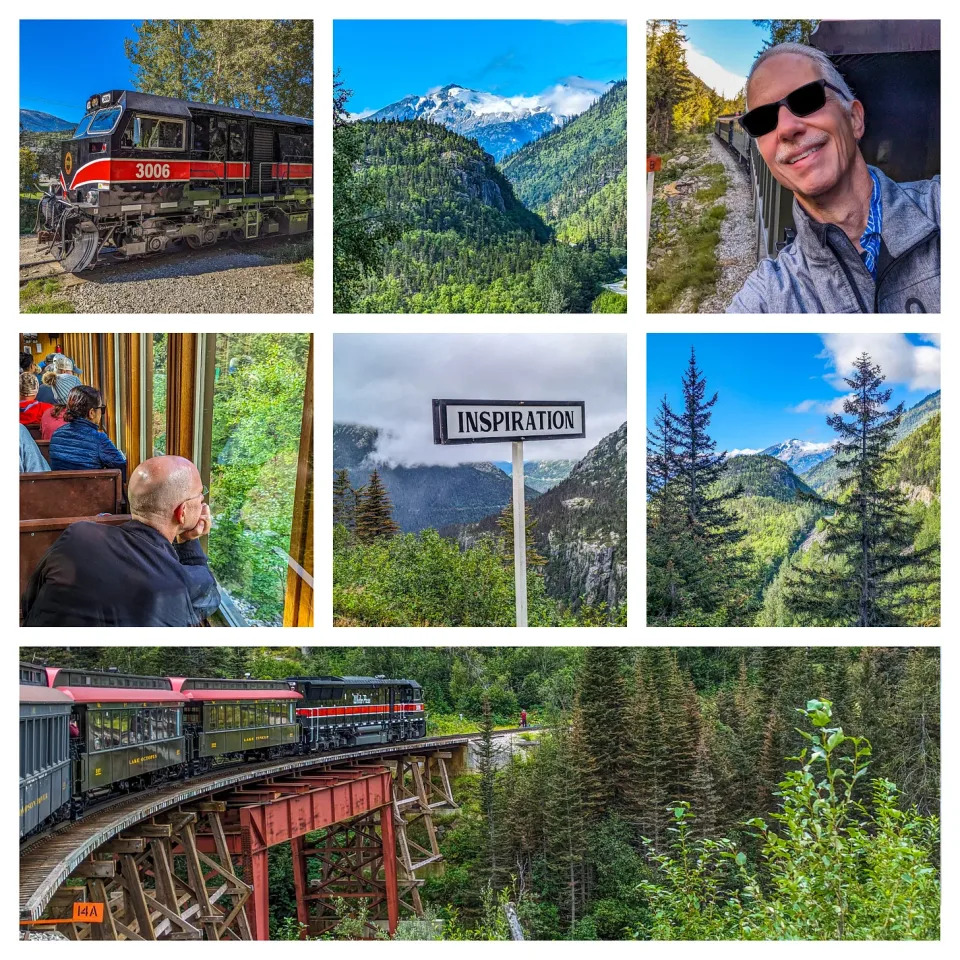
[90, 96, 99, 109]
[100, 93, 112, 105]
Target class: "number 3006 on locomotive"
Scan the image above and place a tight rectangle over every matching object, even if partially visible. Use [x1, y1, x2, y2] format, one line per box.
[38, 89, 313, 273]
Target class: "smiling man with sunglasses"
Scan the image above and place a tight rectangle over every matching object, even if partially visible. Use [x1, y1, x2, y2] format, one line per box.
[728, 43, 940, 313]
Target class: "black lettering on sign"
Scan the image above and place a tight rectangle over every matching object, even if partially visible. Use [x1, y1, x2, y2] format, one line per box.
[458, 412, 464, 432]
[479, 411, 491, 431]
[493, 412, 505, 430]
[465, 411, 478, 432]
[565, 411, 574, 429]
[512, 412, 523, 431]
[526, 411, 537, 431]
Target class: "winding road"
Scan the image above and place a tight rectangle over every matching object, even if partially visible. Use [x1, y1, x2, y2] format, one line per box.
[603, 267, 627, 295]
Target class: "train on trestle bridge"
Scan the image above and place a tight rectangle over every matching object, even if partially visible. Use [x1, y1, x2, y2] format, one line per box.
[20, 664, 426, 839]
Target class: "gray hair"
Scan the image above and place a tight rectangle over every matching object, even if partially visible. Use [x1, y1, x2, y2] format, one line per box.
[746, 42, 855, 110]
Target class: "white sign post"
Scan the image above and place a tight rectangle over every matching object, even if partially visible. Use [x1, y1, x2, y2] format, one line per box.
[511, 439, 527, 627]
[433, 399, 585, 628]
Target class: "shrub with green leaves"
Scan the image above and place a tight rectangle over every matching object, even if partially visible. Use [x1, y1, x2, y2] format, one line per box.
[635, 699, 940, 940]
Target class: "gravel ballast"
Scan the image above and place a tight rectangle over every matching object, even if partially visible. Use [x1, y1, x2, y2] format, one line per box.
[698, 137, 758, 314]
[19, 236, 313, 314]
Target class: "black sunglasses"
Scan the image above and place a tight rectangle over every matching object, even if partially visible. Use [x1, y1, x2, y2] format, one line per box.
[740, 78, 850, 138]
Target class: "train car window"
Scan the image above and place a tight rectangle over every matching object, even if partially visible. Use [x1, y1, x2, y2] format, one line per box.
[279, 133, 313, 160]
[73, 114, 95, 138]
[218, 704, 227, 729]
[192, 117, 212, 156]
[228, 124, 245, 162]
[211, 120, 228, 161]
[88, 107, 122, 136]
[207, 333, 310, 624]
[153, 334, 167, 455]
[129, 115, 185, 151]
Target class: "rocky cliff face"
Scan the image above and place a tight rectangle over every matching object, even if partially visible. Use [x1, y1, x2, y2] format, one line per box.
[530, 422, 627, 610]
[449, 423, 627, 614]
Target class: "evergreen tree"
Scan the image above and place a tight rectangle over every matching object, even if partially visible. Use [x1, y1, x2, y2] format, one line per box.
[648, 349, 749, 622]
[578, 648, 628, 818]
[495, 502, 546, 567]
[646, 20, 691, 151]
[477, 693, 500, 882]
[353, 469, 399, 543]
[784, 353, 939, 625]
[333, 468, 355, 530]
[646, 394, 689, 619]
[333, 72, 400, 312]
[753, 19, 821, 49]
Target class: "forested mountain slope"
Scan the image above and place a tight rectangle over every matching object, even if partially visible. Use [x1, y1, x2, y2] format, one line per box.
[501, 81, 627, 251]
[333, 422, 540, 532]
[366, 81, 610, 161]
[715, 455, 830, 599]
[762, 411, 940, 626]
[801, 390, 941, 494]
[447, 423, 627, 611]
[351, 120, 620, 313]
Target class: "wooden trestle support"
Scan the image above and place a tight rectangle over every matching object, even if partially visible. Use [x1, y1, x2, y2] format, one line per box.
[43, 803, 252, 941]
[37, 751, 462, 941]
[389, 751, 460, 917]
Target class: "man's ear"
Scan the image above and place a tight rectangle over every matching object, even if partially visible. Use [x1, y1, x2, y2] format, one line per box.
[850, 99, 865, 142]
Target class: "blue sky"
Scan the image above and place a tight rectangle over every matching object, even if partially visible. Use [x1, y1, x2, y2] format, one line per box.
[21, 20, 139, 120]
[680, 20, 770, 98]
[334, 20, 626, 116]
[647, 334, 941, 454]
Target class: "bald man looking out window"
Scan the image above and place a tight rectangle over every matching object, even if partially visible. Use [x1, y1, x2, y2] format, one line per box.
[22, 456, 221, 627]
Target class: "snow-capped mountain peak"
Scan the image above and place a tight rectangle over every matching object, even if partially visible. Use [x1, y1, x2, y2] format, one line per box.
[364, 79, 613, 161]
[760, 438, 833, 473]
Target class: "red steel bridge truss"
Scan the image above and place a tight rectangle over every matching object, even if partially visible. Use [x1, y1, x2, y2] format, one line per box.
[19, 734, 503, 940]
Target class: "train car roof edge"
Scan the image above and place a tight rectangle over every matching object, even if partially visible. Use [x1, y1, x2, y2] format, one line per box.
[114, 90, 313, 126]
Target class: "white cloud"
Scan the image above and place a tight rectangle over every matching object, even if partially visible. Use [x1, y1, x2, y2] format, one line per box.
[788, 396, 852, 415]
[819, 334, 941, 392]
[348, 108, 377, 121]
[681, 41, 747, 99]
[727, 447, 761, 458]
[334, 334, 626, 466]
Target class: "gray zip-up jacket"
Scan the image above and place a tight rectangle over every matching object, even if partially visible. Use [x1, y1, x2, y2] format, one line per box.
[728, 166, 940, 313]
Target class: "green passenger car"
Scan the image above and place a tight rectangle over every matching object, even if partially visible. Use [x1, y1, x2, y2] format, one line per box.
[172, 677, 302, 769]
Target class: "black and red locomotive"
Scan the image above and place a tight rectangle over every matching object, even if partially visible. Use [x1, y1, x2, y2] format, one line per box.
[38, 89, 313, 272]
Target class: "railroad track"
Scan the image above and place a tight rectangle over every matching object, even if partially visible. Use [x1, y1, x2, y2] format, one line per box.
[20, 729, 534, 921]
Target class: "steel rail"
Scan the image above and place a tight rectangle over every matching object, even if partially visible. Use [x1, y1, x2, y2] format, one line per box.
[20, 728, 534, 920]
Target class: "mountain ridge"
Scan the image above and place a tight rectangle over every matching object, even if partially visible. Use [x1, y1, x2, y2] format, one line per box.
[365, 79, 614, 161]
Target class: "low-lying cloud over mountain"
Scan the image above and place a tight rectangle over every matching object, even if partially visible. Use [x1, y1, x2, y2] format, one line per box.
[334, 333, 626, 467]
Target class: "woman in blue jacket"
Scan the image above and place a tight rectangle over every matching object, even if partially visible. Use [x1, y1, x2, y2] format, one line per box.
[49, 385, 127, 480]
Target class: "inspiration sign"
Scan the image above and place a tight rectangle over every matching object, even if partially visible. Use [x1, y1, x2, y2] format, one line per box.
[432, 399, 585, 445]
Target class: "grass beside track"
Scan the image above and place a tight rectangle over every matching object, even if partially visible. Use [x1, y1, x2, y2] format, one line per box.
[647, 135, 729, 313]
[20, 277, 75, 314]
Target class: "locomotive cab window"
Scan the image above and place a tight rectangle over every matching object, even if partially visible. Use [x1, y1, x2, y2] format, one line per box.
[122, 115, 185, 151]
[87, 107, 122, 136]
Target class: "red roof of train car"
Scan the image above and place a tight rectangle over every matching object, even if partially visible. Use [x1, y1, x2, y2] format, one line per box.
[169, 678, 302, 701]
[50, 687, 186, 704]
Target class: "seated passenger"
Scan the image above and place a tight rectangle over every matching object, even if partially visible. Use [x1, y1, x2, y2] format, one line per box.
[40, 373, 82, 440]
[19, 373, 52, 427]
[36, 367, 58, 404]
[19, 423, 50, 473]
[49, 386, 127, 478]
[38, 357, 79, 405]
[22, 455, 221, 627]
[20, 353, 38, 376]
